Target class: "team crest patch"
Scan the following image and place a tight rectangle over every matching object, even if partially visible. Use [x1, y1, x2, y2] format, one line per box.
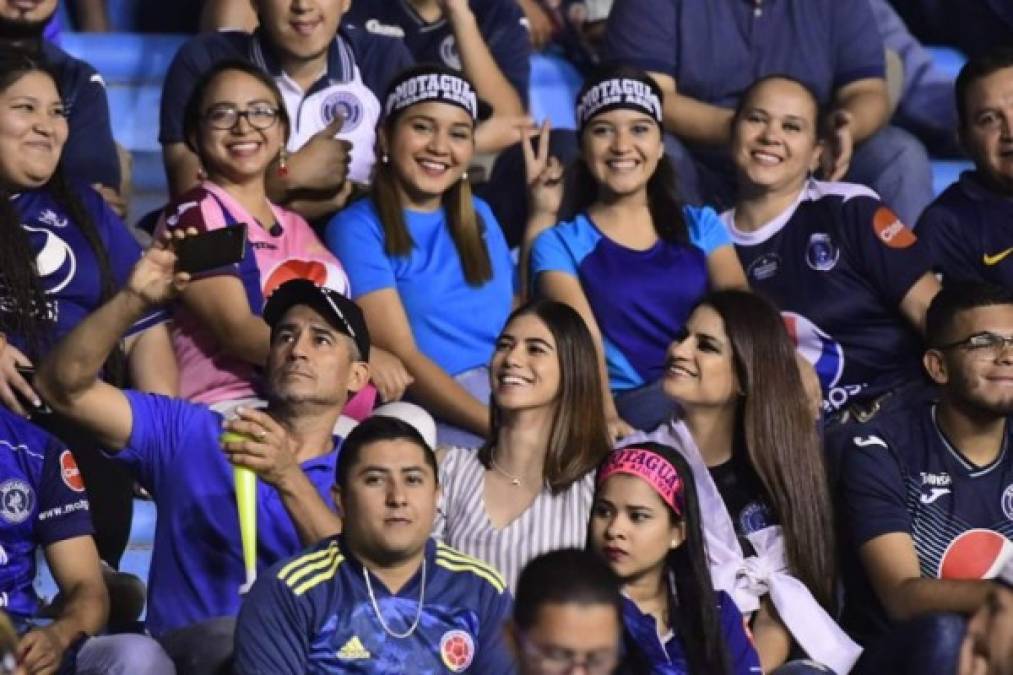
[0, 480, 34, 524]
[321, 91, 364, 132]
[872, 207, 916, 249]
[746, 252, 780, 281]
[805, 233, 839, 271]
[60, 451, 85, 493]
[440, 35, 462, 70]
[1002, 484, 1013, 521]
[440, 629, 474, 672]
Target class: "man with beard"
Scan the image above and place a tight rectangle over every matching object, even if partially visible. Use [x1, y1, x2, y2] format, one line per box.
[0, 0, 121, 209]
[837, 282, 1013, 665]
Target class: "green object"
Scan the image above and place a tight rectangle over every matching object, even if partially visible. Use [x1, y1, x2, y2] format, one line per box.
[221, 431, 258, 591]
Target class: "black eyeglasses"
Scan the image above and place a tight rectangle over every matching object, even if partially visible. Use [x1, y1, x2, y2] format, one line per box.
[202, 103, 280, 130]
[936, 331, 1013, 360]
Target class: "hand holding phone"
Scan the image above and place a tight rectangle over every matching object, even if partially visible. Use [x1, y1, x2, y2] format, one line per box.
[175, 224, 248, 274]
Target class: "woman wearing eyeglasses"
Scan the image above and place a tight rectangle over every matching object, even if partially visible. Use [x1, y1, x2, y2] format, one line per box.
[156, 60, 401, 417]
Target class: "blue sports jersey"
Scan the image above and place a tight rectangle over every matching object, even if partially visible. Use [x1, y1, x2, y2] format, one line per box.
[344, 0, 530, 104]
[234, 536, 515, 674]
[111, 391, 340, 637]
[602, 0, 884, 110]
[159, 27, 413, 184]
[838, 401, 1013, 642]
[918, 171, 1013, 289]
[622, 592, 761, 675]
[2, 186, 165, 358]
[326, 196, 515, 376]
[530, 207, 730, 391]
[724, 180, 931, 413]
[0, 408, 91, 621]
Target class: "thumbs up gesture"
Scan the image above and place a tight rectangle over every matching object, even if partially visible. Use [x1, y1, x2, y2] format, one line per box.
[285, 114, 353, 193]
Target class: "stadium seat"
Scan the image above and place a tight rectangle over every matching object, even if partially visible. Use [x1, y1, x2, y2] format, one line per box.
[528, 52, 582, 130]
[926, 45, 967, 79]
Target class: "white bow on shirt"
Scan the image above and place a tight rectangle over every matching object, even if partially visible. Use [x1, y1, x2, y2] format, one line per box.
[624, 420, 863, 675]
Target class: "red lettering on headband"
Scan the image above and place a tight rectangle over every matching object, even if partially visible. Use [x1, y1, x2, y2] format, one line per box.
[598, 448, 684, 516]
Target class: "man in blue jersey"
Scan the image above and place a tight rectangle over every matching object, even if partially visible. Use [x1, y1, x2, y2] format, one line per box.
[234, 415, 515, 674]
[0, 358, 173, 674]
[918, 47, 1013, 289]
[0, 0, 122, 211]
[34, 245, 372, 672]
[160, 0, 414, 220]
[837, 283, 1013, 670]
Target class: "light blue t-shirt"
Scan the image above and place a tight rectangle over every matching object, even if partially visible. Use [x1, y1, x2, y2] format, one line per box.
[326, 196, 515, 376]
[531, 206, 730, 391]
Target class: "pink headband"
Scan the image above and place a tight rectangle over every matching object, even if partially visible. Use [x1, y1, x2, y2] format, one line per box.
[598, 447, 684, 516]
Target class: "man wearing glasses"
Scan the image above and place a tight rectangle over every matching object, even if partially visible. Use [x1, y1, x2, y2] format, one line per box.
[837, 282, 1013, 670]
[510, 549, 624, 675]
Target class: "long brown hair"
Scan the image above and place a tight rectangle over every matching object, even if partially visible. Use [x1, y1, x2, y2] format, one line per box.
[479, 300, 611, 493]
[702, 290, 836, 609]
[371, 110, 492, 286]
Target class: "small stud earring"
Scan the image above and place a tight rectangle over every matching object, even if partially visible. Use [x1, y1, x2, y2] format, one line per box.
[461, 171, 468, 181]
[381, 153, 390, 164]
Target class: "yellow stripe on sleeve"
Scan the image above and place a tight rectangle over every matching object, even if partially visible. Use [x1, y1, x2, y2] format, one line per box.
[292, 554, 346, 596]
[278, 542, 340, 583]
[435, 558, 506, 594]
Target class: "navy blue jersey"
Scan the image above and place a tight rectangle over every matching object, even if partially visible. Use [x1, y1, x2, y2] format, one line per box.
[1, 186, 166, 359]
[838, 401, 1013, 641]
[159, 27, 413, 184]
[40, 42, 120, 190]
[621, 593, 761, 675]
[723, 180, 931, 413]
[917, 171, 1013, 289]
[344, 0, 530, 104]
[0, 408, 91, 621]
[234, 536, 515, 674]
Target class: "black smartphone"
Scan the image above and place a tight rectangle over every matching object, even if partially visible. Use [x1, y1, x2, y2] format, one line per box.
[13, 365, 52, 416]
[175, 224, 248, 274]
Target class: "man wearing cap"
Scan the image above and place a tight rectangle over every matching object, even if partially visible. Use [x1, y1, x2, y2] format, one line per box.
[35, 243, 371, 672]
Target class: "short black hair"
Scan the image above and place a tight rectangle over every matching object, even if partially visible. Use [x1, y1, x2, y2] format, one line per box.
[335, 416, 437, 489]
[925, 282, 1013, 347]
[514, 549, 623, 631]
[955, 46, 1013, 130]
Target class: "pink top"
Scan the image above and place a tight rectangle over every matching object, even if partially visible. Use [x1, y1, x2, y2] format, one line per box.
[158, 182, 374, 417]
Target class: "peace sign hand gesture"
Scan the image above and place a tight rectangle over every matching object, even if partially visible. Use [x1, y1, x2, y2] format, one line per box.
[522, 119, 564, 220]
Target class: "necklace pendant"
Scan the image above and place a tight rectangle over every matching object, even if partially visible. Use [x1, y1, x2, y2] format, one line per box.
[511, 478, 521, 486]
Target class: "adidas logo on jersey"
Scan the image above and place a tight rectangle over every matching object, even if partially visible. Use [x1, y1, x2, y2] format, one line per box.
[337, 636, 371, 660]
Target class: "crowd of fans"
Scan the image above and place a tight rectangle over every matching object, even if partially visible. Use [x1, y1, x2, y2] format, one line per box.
[0, 0, 1011, 673]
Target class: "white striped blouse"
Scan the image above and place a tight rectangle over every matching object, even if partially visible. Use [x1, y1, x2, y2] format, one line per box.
[432, 446, 596, 591]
